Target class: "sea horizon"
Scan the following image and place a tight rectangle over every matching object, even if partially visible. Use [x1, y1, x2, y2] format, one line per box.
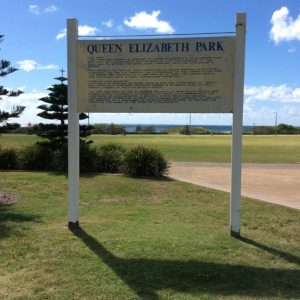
[115, 124, 255, 133]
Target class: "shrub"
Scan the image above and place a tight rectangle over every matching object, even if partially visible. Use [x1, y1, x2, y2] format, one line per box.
[191, 127, 210, 134]
[91, 123, 125, 134]
[1, 142, 168, 177]
[95, 143, 126, 173]
[52, 144, 68, 172]
[19, 143, 54, 170]
[80, 142, 99, 172]
[52, 142, 99, 173]
[123, 145, 168, 177]
[0, 147, 19, 169]
[180, 125, 191, 135]
[251, 126, 275, 135]
[277, 123, 298, 134]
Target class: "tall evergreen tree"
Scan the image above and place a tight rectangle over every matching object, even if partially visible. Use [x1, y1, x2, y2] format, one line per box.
[0, 35, 25, 132]
[35, 69, 92, 148]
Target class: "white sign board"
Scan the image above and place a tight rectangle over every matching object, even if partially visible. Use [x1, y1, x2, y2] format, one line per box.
[77, 37, 235, 113]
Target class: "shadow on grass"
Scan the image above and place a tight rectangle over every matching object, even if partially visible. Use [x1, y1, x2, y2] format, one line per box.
[48, 172, 175, 182]
[0, 206, 42, 239]
[73, 228, 300, 299]
[237, 236, 300, 265]
[123, 174, 175, 182]
[48, 172, 100, 178]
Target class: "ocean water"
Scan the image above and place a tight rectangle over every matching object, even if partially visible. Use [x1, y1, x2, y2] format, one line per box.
[122, 124, 253, 133]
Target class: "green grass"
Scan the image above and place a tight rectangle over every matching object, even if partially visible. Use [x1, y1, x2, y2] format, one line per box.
[1, 133, 300, 163]
[0, 134, 43, 148]
[0, 172, 299, 299]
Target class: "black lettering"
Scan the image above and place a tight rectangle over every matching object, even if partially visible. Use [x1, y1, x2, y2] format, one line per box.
[147, 43, 152, 52]
[87, 44, 94, 55]
[209, 42, 216, 51]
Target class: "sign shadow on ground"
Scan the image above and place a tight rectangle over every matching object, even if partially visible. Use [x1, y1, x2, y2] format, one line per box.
[73, 227, 300, 299]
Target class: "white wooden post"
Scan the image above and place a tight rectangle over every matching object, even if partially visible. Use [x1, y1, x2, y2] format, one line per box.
[67, 19, 80, 230]
[230, 13, 246, 237]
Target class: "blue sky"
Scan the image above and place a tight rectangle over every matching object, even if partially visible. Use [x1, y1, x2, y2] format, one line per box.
[1, 0, 300, 126]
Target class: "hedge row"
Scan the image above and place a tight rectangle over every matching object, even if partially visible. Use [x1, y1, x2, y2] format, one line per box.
[0, 143, 168, 177]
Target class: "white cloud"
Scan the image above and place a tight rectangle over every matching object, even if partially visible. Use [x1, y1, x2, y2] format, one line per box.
[288, 47, 296, 53]
[37, 64, 59, 70]
[78, 25, 99, 36]
[56, 29, 67, 40]
[243, 98, 300, 126]
[270, 6, 300, 43]
[0, 90, 79, 125]
[56, 25, 99, 40]
[102, 19, 114, 28]
[28, 4, 40, 15]
[17, 60, 58, 72]
[28, 4, 58, 15]
[124, 10, 174, 34]
[282, 104, 300, 117]
[44, 5, 58, 13]
[0, 91, 47, 124]
[245, 84, 300, 103]
[17, 60, 37, 72]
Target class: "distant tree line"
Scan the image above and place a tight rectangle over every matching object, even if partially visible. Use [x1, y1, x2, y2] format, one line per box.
[91, 123, 125, 135]
[245, 124, 300, 135]
[4, 123, 300, 135]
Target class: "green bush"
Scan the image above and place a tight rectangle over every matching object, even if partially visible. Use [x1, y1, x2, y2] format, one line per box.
[251, 126, 275, 135]
[123, 145, 168, 177]
[51, 144, 68, 172]
[0, 147, 19, 169]
[91, 123, 125, 134]
[19, 143, 54, 170]
[80, 142, 99, 173]
[1, 142, 169, 177]
[277, 123, 298, 134]
[95, 143, 126, 173]
[52, 142, 99, 172]
[180, 125, 191, 135]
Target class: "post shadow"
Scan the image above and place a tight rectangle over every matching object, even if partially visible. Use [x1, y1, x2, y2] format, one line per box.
[72, 227, 300, 299]
[47, 171, 100, 178]
[236, 235, 300, 265]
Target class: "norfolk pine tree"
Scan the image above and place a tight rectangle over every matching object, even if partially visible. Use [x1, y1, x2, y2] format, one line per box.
[35, 69, 92, 149]
[0, 35, 25, 133]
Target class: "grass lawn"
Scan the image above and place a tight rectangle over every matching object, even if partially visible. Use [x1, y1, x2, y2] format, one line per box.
[0, 172, 299, 299]
[0, 134, 41, 148]
[1, 133, 300, 163]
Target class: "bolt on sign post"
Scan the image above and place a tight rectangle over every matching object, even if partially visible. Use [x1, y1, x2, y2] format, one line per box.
[67, 14, 246, 236]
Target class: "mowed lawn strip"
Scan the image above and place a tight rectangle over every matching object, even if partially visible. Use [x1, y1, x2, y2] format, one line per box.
[0, 172, 299, 299]
[0, 134, 42, 148]
[1, 133, 300, 163]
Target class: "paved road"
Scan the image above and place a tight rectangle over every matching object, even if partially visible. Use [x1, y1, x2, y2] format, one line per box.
[169, 162, 300, 210]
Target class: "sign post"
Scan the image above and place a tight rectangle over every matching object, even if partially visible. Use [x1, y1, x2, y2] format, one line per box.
[230, 13, 246, 237]
[67, 19, 80, 229]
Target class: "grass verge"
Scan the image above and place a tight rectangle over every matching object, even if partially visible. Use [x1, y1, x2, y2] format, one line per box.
[0, 172, 299, 299]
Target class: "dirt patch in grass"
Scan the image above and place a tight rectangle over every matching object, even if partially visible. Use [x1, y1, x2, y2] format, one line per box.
[0, 192, 18, 206]
[101, 196, 121, 203]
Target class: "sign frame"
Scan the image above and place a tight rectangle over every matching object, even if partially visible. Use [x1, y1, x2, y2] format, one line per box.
[67, 13, 246, 237]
